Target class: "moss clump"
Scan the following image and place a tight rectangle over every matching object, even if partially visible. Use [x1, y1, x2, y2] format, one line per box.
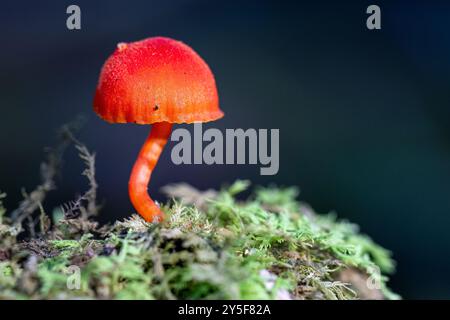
[0, 126, 399, 300]
[0, 181, 398, 300]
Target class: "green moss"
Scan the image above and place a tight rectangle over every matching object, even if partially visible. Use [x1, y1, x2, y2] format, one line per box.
[0, 180, 399, 300]
[0, 126, 399, 299]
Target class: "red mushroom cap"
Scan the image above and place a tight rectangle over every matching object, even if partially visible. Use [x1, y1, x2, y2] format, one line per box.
[94, 37, 223, 124]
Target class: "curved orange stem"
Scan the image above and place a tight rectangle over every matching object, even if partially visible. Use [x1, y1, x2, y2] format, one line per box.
[128, 122, 173, 222]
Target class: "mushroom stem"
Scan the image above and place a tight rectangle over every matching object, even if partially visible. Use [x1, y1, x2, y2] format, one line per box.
[128, 122, 173, 222]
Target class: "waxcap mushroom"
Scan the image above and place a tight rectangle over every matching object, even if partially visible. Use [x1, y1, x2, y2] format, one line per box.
[94, 36, 224, 222]
[94, 37, 223, 124]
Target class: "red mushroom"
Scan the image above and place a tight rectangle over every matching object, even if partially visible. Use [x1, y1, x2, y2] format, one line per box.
[94, 37, 224, 222]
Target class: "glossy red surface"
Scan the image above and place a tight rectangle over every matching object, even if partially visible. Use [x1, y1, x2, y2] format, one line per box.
[94, 37, 223, 124]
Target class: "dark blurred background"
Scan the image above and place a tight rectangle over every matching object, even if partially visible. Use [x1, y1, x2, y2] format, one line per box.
[1, 0, 449, 298]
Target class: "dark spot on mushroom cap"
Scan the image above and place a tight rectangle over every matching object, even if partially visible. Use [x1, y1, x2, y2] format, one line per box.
[153, 105, 159, 111]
